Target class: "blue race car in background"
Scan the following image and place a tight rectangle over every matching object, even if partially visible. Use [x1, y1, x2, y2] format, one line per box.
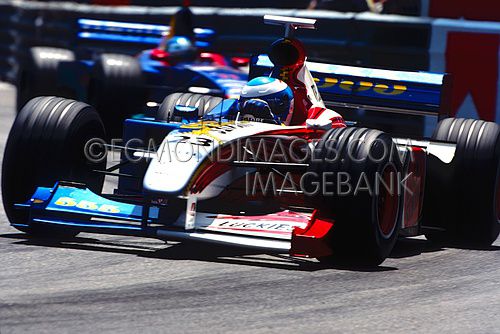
[17, 8, 248, 136]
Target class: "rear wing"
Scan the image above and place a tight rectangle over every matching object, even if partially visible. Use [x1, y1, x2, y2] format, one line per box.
[77, 19, 216, 50]
[250, 55, 452, 118]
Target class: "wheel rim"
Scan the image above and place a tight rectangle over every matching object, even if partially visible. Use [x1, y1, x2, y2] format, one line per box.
[377, 164, 399, 238]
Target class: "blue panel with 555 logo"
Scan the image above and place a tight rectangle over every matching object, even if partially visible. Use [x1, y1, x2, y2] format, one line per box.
[37, 184, 158, 222]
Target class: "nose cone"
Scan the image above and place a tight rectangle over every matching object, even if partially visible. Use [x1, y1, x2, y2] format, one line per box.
[143, 134, 217, 195]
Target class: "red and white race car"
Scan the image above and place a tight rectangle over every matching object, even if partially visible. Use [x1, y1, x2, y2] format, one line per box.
[3, 16, 499, 266]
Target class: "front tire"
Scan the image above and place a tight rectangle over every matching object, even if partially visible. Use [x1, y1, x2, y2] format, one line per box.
[88, 54, 146, 137]
[307, 127, 403, 266]
[2, 96, 107, 237]
[17, 47, 75, 111]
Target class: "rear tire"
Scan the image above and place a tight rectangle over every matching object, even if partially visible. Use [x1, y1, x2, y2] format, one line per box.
[88, 54, 146, 137]
[156, 92, 223, 121]
[2, 96, 107, 237]
[423, 118, 500, 246]
[307, 127, 403, 266]
[17, 47, 75, 111]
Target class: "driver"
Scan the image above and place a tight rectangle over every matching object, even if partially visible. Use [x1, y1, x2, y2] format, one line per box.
[238, 77, 294, 125]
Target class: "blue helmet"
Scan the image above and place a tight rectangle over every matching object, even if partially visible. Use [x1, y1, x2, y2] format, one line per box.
[239, 77, 294, 124]
[166, 36, 194, 54]
[161, 36, 197, 64]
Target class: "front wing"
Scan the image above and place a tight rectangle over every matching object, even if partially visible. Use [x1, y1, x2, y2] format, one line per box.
[15, 182, 334, 257]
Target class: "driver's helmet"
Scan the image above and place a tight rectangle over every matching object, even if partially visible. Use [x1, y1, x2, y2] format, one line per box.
[165, 36, 197, 62]
[239, 77, 294, 125]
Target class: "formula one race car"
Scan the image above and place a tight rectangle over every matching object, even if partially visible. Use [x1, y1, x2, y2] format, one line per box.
[3, 16, 499, 266]
[16, 7, 248, 136]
